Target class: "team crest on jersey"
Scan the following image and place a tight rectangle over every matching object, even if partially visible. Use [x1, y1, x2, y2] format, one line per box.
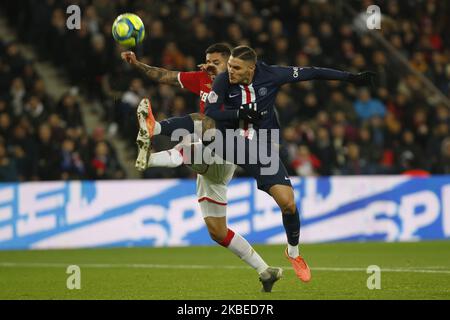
[258, 87, 267, 96]
[207, 91, 218, 103]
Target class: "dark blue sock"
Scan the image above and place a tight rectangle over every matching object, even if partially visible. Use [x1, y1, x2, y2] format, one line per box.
[160, 115, 194, 137]
[282, 208, 300, 246]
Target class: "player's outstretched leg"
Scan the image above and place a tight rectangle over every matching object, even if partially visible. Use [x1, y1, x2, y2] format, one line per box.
[134, 101, 213, 171]
[204, 214, 282, 292]
[269, 184, 311, 282]
[145, 148, 184, 168]
[145, 135, 199, 169]
[135, 97, 157, 171]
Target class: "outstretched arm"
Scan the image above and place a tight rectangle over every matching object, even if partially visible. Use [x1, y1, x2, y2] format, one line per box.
[121, 51, 180, 86]
[295, 67, 351, 81]
[272, 65, 376, 86]
[296, 67, 376, 86]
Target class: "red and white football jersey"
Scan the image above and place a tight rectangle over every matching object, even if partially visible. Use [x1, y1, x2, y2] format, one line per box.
[178, 71, 212, 114]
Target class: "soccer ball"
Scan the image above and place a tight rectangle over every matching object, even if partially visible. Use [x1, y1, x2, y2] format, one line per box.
[112, 13, 145, 48]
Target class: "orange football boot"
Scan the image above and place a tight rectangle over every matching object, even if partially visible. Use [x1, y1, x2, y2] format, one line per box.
[285, 248, 311, 282]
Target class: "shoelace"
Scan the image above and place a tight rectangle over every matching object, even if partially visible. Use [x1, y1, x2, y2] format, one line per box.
[294, 256, 308, 269]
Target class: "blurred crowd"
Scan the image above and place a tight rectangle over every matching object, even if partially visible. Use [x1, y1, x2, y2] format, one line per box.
[1, 0, 449, 181]
[0, 40, 125, 181]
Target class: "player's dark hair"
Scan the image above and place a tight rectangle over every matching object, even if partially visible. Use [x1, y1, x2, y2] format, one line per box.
[205, 43, 232, 57]
[231, 46, 257, 64]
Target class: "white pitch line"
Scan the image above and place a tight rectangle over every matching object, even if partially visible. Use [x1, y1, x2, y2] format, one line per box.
[312, 267, 450, 274]
[1, 262, 450, 274]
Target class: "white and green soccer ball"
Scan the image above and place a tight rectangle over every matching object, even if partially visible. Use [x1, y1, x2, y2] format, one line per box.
[112, 13, 145, 48]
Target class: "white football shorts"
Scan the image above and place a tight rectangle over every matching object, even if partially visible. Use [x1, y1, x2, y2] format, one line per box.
[174, 136, 236, 218]
[194, 161, 236, 218]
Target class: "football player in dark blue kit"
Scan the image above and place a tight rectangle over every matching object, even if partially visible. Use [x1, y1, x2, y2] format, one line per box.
[141, 45, 376, 283]
[203, 45, 375, 282]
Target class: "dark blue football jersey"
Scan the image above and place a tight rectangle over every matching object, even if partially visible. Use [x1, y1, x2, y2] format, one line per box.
[204, 61, 351, 131]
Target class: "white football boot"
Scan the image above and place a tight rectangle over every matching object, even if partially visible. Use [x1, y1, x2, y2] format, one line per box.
[135, 98, 155, 171]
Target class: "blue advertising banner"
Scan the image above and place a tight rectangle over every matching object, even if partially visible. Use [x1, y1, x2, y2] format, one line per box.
[0, 176, 449, 250]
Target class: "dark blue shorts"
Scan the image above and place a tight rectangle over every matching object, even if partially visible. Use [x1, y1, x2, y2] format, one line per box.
[214, 130, 292, 194]
[239, 160, 292, 193]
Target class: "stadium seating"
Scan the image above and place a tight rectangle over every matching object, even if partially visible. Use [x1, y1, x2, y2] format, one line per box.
[0, 0, 449, 181]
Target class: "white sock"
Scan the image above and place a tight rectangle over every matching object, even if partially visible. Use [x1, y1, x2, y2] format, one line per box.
[226, 231, 269, 274]
[148, 149, 183, 168]
[153, 122, 161, 135]
[288, 244, 299, 258]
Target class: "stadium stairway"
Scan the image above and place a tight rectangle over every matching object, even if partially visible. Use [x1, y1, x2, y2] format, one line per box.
[0, 15, 139, 178]
[344, 3, 450, 109]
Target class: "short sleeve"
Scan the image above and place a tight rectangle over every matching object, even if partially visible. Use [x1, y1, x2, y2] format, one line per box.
[178, 71, 203, 95]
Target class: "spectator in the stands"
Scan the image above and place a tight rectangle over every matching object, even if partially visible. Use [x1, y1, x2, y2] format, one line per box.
[353, 88, 386, 122]
[0, 140, 18, 181]
[291, 145, 320, 177]
[341, 143, 370, 175]
[1, 0, 449, 180]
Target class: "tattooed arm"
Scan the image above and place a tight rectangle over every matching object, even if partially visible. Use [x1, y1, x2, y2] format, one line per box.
[134, 60, 179, 85]
[121, 51, 180, 86]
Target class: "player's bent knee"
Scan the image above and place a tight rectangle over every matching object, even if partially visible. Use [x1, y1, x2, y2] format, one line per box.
[204, 218, 228, 243]
[189, 113, 216, 134]
[280, 198, 297, 214]
[269, 185, 297, 214]
[189, 113, 205, 121]
[208, 227, 227, 243]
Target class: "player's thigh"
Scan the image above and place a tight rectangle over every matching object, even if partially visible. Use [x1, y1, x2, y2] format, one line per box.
[197, 174, 228, 218]
[239, 157, 292, 194]
[196, 162, 234, 201]
[202, 161, 236, 185]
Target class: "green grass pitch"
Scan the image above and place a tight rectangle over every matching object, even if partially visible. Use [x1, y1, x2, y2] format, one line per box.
[0, 241, 449, 299]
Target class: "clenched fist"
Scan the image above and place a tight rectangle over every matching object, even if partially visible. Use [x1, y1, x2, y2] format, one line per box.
[121, 51, 138, 65]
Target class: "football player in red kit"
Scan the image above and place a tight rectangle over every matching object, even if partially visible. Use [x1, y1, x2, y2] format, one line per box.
[121, 44, 282, 292]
